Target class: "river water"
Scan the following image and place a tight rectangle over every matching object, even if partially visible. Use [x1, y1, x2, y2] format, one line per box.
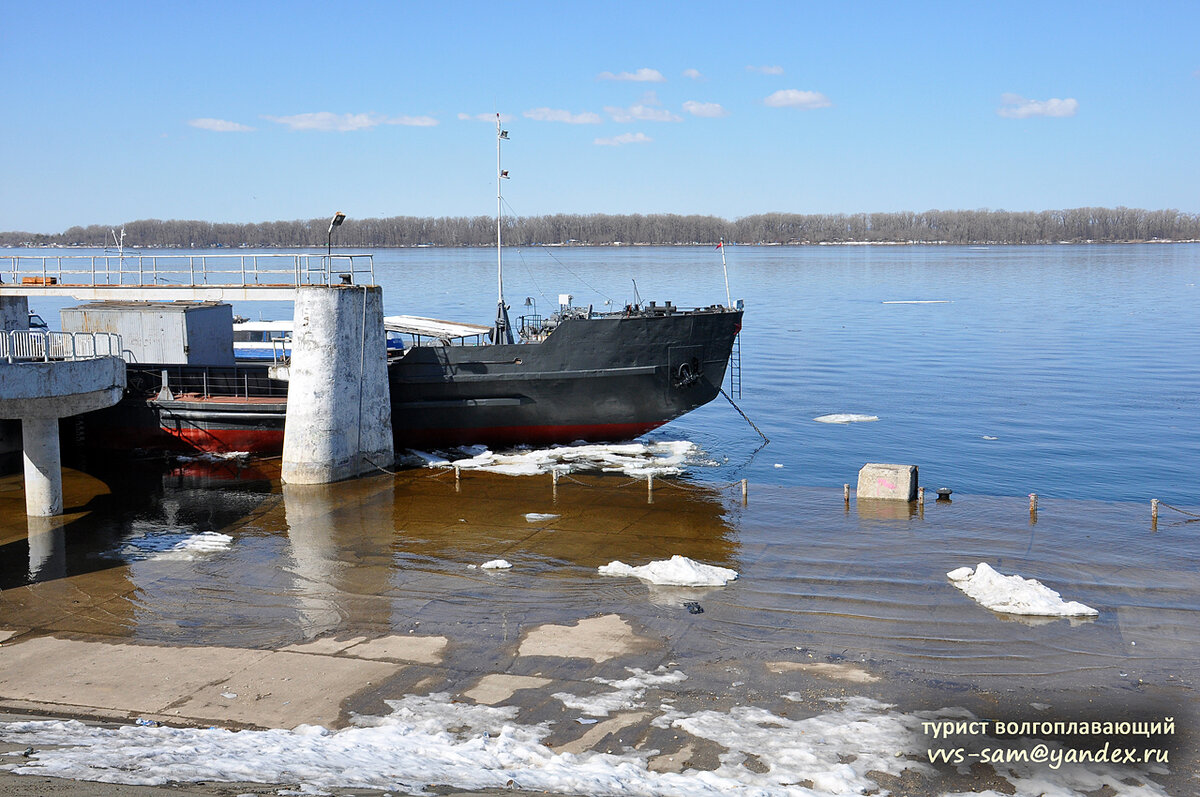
[14, 242, 1200, 502]
[1, 244, 1197, 795]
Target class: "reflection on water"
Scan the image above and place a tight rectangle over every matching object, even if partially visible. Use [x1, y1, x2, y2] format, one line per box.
[1, 458, 1198, 697]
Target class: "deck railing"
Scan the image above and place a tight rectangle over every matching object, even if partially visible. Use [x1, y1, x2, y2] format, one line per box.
[0, 252, 374, 289]
[0, 330, 125, 363]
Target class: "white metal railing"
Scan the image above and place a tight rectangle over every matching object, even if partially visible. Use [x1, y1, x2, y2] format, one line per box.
[0, 330, 125, 363]
[0, 252, 375, 289]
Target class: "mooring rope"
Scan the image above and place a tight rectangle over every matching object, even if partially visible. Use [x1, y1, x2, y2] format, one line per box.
[720, 386, 769, 444]
[1159, 502, 1200, 521]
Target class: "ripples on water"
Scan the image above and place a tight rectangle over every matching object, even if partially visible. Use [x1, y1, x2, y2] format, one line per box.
[2, 243, 1198, 706]
[13, 243, 1199, 501]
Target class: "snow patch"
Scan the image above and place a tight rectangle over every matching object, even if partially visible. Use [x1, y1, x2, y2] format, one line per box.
[947, 563, 1099, 617]
[553, 667, 687, 717]
[598, 555, 738, 587]
[0, 689, 1167, 796]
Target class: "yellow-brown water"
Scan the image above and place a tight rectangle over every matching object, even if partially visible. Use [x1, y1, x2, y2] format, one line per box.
[2, 458, 1197, 702]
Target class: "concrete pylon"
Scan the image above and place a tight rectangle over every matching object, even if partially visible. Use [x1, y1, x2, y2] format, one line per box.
[0, 356, 125, 516]
[281, 285, 394, 484]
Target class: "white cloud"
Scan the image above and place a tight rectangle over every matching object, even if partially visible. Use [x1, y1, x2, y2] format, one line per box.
[261, 112, 438, 132]
[764, 89, 831, 109]
[683, 68, 703, 80]
[523, 108, 603, 124]
[387, 115, 438, 127]
[597, 68, 665, 82]
[747, 65, 785, 75]
[997, 94, 1078, 118]
[605, 91, 681, 123]
[188, 118, 254, 132]
[595, 132, 652, 146]
[458, 113, 514, 122]
[683, 101, 728, 118]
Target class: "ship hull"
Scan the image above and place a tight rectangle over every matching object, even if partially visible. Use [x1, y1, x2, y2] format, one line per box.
[388, 307, 742, 448]
[71, 306, 742, 456]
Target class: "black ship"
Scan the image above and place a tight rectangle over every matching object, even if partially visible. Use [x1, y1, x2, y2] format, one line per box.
[63, 117, 744, 456]
[385, 300, 743, 449]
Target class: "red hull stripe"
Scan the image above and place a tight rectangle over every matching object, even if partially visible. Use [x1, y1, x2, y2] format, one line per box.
[149, 421, 666, 455]
[164, 427, 285, 455]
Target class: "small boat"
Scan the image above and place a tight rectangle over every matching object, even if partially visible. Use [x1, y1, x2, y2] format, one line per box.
[232, 320, 293, 361]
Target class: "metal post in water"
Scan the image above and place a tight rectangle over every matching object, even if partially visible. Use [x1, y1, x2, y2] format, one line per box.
[552, 469, 559, 502]
[741, 478, 748, 504]
[843, 483, 850, 503]
[1029, 493, 1038, 514]
[1151, 498, 1159, 529]
[918, 486, 925, 506]
[647, 473, 654, 504]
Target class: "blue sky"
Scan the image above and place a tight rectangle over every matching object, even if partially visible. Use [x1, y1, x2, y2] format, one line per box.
[4, 1, 1198, 233]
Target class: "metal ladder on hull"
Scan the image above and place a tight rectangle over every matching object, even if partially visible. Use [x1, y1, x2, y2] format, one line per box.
[728, 333, 742, 399]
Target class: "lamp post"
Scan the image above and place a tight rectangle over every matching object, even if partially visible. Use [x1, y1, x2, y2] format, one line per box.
[327, 211, 346, 267]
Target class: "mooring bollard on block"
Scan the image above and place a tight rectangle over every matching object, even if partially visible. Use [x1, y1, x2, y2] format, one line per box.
[856, 464, 918, 501]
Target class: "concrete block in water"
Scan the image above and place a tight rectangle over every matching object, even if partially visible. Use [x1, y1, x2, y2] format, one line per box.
[856, 463, 918, 501]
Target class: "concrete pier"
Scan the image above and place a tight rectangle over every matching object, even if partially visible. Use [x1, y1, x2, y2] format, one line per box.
[281, 285, 394, 484]
[0, 349, 125, 516]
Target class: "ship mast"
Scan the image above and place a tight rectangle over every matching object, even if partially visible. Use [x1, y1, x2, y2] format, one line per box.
[493, 114, 514, 344]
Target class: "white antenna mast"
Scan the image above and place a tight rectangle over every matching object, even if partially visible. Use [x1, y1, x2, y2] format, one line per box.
[719, 238, 731, 309]
[493, 114, 513, 344]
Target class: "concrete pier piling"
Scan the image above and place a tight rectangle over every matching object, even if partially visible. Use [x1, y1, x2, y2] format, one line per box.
[0, 329, 125, 516]
[281, 286, 394, 485]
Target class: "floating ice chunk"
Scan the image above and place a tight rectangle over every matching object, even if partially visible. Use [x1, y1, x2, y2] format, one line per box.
[813, 413, 879, 424]
[174, 451, 251, 463]
[114, 531, 233, 562]
[881, 300, 950, 304]
[480, 559, 512, 570]
[422, 441, 700, 478]
[947, 563, 1098, 617]
[982, 435, 998, 440]
[524, 513, 559, 522]
[599, 555, 738, 587]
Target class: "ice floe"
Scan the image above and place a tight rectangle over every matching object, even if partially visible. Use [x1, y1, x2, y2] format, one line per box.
[411, 441, 699, 477]
[947, 562, 1099, 617]
[813, 413, 880, 424]
[480, 559, 513, 570]
[524, 513, 560, 522]
[598, 555, 738, 587]
[109, 531, 233, 562]
[0, 689, 1168, 796]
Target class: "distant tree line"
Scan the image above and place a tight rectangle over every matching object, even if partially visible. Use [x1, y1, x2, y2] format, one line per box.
[3, 207, 1198, 248]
